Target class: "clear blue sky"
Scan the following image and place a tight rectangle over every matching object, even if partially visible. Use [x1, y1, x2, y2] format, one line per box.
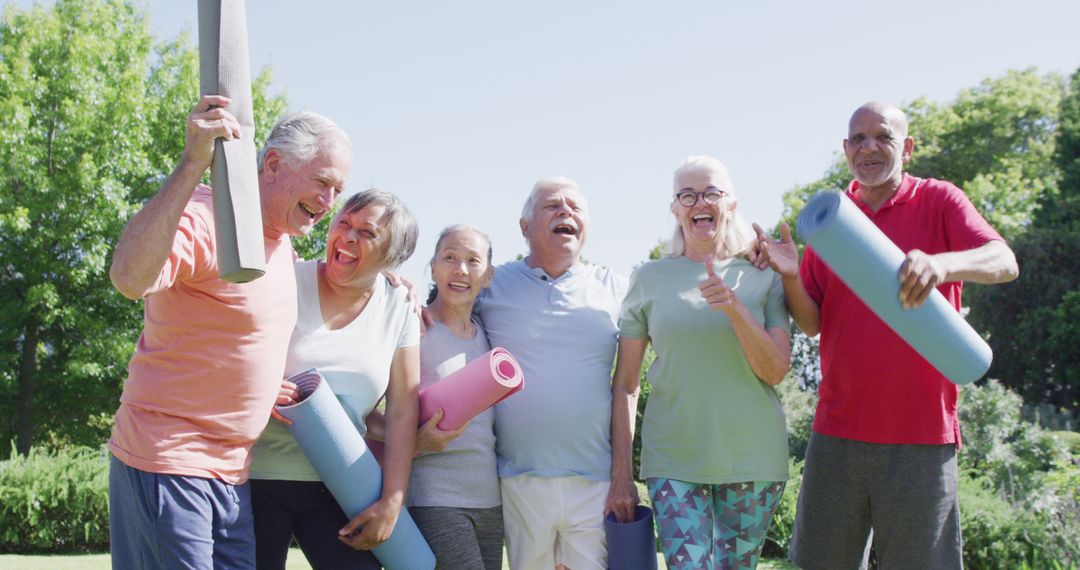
[25, 1, 1080, 283]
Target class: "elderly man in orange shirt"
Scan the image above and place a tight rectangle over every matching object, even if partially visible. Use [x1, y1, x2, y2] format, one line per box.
[106, 96, 351, 570]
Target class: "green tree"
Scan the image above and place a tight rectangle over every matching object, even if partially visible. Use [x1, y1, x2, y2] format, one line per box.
[967, 67, 1080, 410]
[0, 0, 285, 454]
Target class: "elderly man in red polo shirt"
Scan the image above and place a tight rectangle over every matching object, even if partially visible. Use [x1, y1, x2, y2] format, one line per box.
[754, 101, 1018, 569]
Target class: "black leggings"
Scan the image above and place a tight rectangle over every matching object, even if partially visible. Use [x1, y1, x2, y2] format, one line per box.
[251, 479, 381, 570]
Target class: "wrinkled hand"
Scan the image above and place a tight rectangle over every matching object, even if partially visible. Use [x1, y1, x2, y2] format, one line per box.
[269, 379, 300, 426]
[338, 497, 401, 550]
[898, 249, 947, 309]
[182, 95, 242, 172]
[416, 409, 468, 454]
[603, 475, 640, 523]
[698, 256, 737, 314]
[752, 223, 799, 278]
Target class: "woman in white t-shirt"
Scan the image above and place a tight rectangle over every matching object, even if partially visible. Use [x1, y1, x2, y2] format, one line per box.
[248, 189, 421, 570]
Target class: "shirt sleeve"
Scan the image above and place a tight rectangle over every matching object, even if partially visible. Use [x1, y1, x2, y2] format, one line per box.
[940, 182, 1006, 251]
[144, 194, 212, 296]
[799, 246, 827, 307]
[618, 266, 650, 339]
[393, 281, 421, 349]
[764, 270, 792, 334]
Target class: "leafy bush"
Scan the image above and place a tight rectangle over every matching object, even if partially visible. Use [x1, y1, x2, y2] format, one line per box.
[959, 379, 1070, 502]
[0, 445, 109, 553]
[776, 374, 817, 462]
[1030, 459, 1080, 566]
[763, 458, 802, 557]
[958, 472, 1046, 569]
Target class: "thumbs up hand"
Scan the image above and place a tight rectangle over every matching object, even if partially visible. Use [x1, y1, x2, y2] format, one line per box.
[698, 255, 736, 314]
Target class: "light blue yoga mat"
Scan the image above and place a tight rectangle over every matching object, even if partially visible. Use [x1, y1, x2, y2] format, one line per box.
[796, 192, 992, 385]
[276, 369, 435, 569]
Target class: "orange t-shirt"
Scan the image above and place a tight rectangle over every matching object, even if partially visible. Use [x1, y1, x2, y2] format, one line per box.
[109, 185, 297, 484]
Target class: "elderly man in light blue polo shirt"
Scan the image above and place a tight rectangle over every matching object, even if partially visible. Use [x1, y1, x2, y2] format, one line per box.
[476, 177, 627, 570]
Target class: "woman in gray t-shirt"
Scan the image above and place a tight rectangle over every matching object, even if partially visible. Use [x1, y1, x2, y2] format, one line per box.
[408, 225, 504, 570]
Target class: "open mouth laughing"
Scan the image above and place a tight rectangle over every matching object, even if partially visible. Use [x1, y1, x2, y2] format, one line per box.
[552, 222, 578, 236]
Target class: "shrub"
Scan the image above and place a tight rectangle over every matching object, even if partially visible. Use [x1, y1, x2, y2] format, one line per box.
[958, 472, 1046, 569]
[0, 444, 110, 553]
[959, 379, 1069, 502]
[763, 458, 802, 557]
[776, 375, 817, 462]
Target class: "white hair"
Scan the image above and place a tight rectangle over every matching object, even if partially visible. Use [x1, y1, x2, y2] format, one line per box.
[257, 111, 350, 171]
[668, 155, 755, 258]
[520, 177, 585, 221]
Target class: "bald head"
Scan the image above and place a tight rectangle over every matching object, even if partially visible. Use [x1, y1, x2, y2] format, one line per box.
[850, 101, 909, 139]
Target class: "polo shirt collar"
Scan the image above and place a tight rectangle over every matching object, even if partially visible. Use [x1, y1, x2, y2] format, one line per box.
[846, 173, 920, 214]
[518, 259, 583, 283]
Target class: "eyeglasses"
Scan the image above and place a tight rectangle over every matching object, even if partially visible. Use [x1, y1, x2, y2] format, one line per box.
[675, 189, 726, 207]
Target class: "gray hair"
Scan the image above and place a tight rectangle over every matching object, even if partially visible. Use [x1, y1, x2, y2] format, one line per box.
[426, 225, 494, 305]
[339, 189, 418, 269]
[668, 155, 755, 259]
[520, 177, 584, 221]
[257, 111, 350, 171]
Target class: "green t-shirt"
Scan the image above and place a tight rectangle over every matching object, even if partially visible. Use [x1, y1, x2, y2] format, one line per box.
[620, 256, 791, 484]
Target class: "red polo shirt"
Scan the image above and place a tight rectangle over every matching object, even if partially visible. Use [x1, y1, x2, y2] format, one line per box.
[801, 174, 1003, 445]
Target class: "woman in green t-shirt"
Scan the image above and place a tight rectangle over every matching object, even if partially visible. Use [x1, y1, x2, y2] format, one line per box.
[606, 155, 792, 569]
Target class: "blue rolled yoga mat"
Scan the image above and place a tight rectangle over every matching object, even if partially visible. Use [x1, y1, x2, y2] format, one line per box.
[276, 369, 435, 569]
[796, 192, 992, 385]
[605, 505, 658, 570]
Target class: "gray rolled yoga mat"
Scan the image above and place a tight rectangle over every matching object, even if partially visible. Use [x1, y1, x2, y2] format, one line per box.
[198, 0, 266, 283]
[796, 192, 992, 385]
[276, 369, 435, 569]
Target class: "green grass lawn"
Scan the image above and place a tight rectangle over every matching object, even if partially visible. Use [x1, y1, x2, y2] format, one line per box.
[0, 550, 798, 569]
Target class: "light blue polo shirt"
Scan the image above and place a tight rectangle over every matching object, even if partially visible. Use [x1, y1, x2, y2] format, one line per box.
[476, 260, 627, 481]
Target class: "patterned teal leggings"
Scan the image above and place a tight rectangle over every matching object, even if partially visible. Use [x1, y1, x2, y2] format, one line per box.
[646, 478, 785, 570]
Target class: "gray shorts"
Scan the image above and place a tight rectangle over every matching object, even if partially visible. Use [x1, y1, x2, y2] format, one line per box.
[788, 432, 963, 570]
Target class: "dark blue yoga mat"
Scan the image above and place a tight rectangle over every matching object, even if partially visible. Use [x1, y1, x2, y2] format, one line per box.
[605, 505, 658, 570]
[276, 369, 435, 569]
[797, 192, 992, 384]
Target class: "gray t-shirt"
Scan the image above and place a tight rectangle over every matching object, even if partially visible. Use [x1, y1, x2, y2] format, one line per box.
[406, 318, 500, 508]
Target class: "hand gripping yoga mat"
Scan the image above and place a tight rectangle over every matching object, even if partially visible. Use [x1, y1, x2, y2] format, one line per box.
[605, 506, 658, 570]
[418, 347, 524, 430]
[198, 0, 265, 283]
[796, 192, 992, 385]
[276, 369, 436, 570]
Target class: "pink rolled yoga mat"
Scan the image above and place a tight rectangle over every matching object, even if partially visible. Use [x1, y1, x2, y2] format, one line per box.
[419, 347, 524, 430]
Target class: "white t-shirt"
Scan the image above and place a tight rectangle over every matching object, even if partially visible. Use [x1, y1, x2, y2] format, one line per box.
[249, 259, 420, 481]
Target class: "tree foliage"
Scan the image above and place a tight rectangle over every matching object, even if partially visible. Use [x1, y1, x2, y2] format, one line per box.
[0, 0, 285, 454]
[967, 68, 1080, 411]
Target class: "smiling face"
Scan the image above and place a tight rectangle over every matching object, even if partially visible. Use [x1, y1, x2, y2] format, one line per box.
[260, 143, 352, 237]
[323, 204, 389, 288]
[430, 229, 492, 308]
[672, 168, 735, 247]
[520, 184, 589, 265]
[843, 105, 914, 194]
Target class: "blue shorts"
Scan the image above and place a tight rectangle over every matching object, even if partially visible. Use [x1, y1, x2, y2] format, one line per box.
[109, 455, 255, 569]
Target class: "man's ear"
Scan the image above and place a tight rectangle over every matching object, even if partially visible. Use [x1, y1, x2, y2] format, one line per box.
[263, 148, 282, 180]
[902, 136, 915, 163]
[519, 217, 528, 237]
